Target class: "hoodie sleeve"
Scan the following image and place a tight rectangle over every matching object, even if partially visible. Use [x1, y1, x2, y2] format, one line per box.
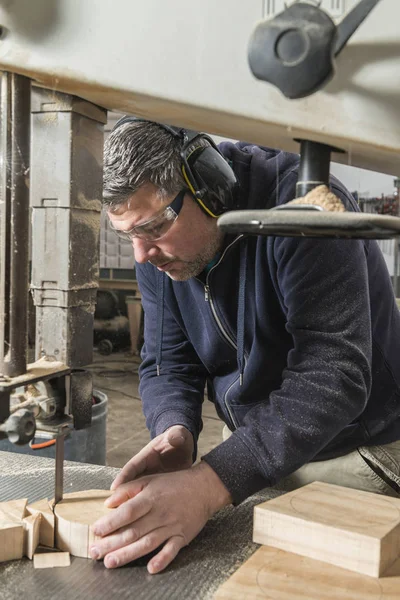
[203, 180, 373, 503]
[136, 262, 208, 457]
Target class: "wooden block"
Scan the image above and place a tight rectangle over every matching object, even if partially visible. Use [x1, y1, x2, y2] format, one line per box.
[54, 490, 113, 558]
[0, 498, 28, 522]
[0, 522, 25, 562]
[33, 551, 71, 569]
[23, 513, 41, 559]
[215, 545, 400, 600]
[27, 498, 55, 548]
[253, 481, 400, 577]
[0, 498, 28, 562]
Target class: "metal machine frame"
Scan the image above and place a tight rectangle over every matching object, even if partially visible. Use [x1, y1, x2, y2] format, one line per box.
[0, 0, 399, 499]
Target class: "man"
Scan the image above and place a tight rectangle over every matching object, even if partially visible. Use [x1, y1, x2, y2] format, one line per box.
[91, 117, 400, 574]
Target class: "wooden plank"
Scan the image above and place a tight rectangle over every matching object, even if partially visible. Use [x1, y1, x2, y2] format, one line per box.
[0, 522, 24, 562]
[253, 481, 400, 577]
[0, 498, 27, 522]
[215, 545, 400, 600]
[23, 513, 41, 560]
[54, 490, 113, 559]
[0, 498, 28, 562]
[27, 498, 55, 548]
[33, 552, 71, 569]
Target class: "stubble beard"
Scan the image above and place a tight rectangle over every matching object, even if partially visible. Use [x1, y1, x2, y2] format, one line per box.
[165, 229, 225, 281]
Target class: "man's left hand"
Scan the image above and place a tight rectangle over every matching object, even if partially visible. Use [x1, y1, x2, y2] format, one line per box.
[90, 462, 232, 573]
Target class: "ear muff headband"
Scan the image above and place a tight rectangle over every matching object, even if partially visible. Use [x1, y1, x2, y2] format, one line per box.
[112, 116, 239, 217]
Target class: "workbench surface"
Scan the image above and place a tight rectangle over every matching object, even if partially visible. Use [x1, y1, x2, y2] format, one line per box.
[0, 451, 277, 600]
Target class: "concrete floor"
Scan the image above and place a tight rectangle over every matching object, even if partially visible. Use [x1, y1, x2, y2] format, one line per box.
[89, 350, 222, 468]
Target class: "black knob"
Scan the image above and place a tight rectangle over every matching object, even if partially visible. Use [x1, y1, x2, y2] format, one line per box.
[5, 409, 36, 445]
[248, 0, 382, 99]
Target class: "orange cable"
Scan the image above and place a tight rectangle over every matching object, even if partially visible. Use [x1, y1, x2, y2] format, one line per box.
[31, 439, 56, 450]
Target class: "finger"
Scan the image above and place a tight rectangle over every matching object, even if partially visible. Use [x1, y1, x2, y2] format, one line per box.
[166, 426, 193, 449]
[105, 479, 146, 509]
[90, 508, 167, 559]
[166, 431, 187, 449]
[90, 521, 141, 559]
[90, 511, 166, 560]
[147, 535, 185, 574]
[93, 492, 151, 537]
[102, 527, 180, 569]
[110, 446, 153, 490]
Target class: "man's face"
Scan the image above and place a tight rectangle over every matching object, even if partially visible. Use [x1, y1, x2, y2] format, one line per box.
[107, 183, 224, 281]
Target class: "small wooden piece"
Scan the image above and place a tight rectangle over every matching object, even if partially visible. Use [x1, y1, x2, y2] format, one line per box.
[0, 498, 27, 522]
[23, 513, 41, 559]
[253, 481, 400, 577]
[0, 522, 24, 563]
[27, 498, 55, 548]
[33, 551, 71, 569]
[0, 498, 28, 562]
[214, 545, 400, 600]
[54, 490, 113, 558]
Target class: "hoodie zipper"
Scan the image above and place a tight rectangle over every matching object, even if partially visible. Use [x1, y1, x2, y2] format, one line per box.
[203, 235, 244, 429]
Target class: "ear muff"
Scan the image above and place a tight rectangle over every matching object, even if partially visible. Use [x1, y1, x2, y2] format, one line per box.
[112, 116, 240, 217]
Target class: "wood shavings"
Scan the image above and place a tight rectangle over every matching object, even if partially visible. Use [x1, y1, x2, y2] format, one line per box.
[287, 185, 346, 212]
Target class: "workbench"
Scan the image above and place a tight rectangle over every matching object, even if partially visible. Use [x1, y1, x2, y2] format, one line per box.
[0, 451, 278, 600]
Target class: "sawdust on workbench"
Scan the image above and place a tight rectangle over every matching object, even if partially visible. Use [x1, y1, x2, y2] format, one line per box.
[0, 561, 23, 600]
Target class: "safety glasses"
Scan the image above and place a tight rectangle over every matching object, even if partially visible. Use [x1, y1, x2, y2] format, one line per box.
[109, 189, 186, 242]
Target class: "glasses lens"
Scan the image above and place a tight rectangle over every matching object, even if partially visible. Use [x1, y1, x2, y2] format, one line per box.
[110, 205, 178, 243]
[111, 225, 132, 242]
[108, 189, 185, 242]
[135, 206, 178, 241]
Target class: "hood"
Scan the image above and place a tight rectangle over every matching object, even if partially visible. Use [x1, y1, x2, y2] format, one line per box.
[218, 141, 300, 211]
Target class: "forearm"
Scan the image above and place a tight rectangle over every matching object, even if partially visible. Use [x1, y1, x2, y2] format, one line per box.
[203, 361, 372, 506]
[137, 261, 208, 443]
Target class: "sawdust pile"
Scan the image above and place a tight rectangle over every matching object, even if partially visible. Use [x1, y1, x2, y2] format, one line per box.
[287, 185, 346, 212]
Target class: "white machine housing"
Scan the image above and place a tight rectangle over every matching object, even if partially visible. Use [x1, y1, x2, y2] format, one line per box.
[0, 0, 398, 174]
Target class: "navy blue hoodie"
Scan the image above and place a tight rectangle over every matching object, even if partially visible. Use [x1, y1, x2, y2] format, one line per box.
[136, 142, 400, 504]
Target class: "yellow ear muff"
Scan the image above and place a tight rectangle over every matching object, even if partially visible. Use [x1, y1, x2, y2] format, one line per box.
[181, 165, 218, 218]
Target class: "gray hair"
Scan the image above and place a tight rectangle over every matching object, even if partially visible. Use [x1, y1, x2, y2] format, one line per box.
[103, 120, 186, 208]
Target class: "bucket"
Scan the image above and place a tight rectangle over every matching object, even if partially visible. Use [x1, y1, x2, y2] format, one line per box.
[0, 389, 108, 465]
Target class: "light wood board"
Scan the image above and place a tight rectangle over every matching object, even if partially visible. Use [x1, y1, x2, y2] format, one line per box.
[0, 522, 24, 562]
[27, 498, 55, 548]
[54, 490, 113, 558]
[23, 513, 41, 559]
[0, 498, 27, 522]
[0, 498, 28, 562]
[253, 481, 400, 577]
[1, 490, 113, 563]
[215, 545, 400, 599]
[33, 552, 71, 569]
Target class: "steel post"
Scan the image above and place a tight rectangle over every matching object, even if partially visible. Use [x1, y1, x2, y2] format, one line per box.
[0, 72, 30, 377]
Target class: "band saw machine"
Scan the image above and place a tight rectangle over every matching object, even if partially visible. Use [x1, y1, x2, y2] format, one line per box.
[0, 0, 399, 531]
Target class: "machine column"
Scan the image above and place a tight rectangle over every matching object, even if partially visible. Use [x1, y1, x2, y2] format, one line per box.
[30, 89, 107, 368]
[0, 72, 31, 378]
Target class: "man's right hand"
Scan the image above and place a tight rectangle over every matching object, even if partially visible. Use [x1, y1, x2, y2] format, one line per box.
[110, 425, 194, 490]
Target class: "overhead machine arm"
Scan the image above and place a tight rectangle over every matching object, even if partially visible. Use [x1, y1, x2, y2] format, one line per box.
[218, 0, 400, 239]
